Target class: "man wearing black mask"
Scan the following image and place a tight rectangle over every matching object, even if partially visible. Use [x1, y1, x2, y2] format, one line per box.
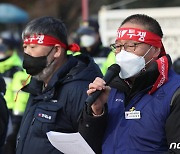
[16, 16, 102, 154]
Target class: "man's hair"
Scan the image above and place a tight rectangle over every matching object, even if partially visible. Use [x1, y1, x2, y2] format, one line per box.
[121, 14, 163, 38]
[22, 16, 68, 46]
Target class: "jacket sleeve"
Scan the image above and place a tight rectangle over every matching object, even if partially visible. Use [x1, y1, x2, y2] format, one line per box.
[165, 93, 180, 153]
[78, 104, 108, 154]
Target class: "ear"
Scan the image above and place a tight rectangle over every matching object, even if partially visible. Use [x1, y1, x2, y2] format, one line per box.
[153, 48, 161, 59]
[53, 45, 62, 58]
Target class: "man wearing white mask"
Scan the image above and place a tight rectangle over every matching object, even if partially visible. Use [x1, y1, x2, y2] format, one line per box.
[76, 19, 111, 70]
[78, 14, 180, 154]
[79, 27, 97, 48]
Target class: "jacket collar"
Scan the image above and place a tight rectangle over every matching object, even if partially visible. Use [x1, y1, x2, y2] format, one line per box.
[22, 56, 78, 95]
[110, 54, 172, 100]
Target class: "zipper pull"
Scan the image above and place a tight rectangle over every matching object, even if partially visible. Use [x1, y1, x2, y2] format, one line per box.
[31, 117, 35, 125]
[16, 135, 20, 149]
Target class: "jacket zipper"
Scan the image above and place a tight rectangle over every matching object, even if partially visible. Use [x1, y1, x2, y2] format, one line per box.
[31, 117, 35, 125]
[16, 106, 36, 150]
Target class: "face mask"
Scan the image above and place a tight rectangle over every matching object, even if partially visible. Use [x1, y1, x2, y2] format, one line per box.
[80, 35, 96, 47]
[23, 47, 54, 76]
[116, 46, 152, 79]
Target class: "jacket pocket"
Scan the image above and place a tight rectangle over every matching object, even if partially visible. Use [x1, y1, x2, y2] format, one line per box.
[31, 103, 62, 134]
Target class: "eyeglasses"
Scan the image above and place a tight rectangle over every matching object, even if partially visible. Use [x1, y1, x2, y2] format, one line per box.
[110, 42, 143, 53]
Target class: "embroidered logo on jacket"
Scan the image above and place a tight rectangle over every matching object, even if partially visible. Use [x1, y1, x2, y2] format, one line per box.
[115, 98, 124, 103]
[38, 113, 52, 120]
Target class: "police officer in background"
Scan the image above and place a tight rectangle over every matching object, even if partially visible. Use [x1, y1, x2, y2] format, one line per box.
[76, 18, 111, 71]
[0, 31, 30, 154]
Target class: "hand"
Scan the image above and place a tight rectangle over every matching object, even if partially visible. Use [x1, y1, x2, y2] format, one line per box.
[87, 77, 110, 115]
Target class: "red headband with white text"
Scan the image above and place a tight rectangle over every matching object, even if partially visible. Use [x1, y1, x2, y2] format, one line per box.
[116, 28, 166, 56]
[116, 28, 168, 94]
[23, 34, 80, 52]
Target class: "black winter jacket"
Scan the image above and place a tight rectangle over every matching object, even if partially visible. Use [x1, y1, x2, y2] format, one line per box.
[16, 55, 102, 154]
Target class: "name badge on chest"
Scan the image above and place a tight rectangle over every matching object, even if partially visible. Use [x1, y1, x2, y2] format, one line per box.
[125, 107, 141, 119]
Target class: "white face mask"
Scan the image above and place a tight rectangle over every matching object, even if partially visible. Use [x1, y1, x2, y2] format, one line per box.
[116, 46, 152, 79]
[80, 35, 96, 47]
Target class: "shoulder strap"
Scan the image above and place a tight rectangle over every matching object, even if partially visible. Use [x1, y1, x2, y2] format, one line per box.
[170, 87, 180, 106]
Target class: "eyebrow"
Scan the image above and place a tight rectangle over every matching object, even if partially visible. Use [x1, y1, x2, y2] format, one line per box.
[115, 41, 140, 44]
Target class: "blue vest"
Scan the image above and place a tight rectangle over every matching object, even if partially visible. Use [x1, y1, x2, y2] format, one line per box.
[102, 70, 180, 154]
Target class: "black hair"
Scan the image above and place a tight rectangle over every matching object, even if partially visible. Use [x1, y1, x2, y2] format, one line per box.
[121, 14, 163, 38]
[173, 58, 180, 74]
[22, 16, 68, 46]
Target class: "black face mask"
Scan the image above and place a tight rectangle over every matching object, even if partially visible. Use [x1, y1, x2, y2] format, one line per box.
[23, 47, 54, 76]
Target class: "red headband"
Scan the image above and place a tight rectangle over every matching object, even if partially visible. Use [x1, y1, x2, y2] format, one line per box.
[23, 34, 80, 52]
[116, 28, 166, 56]
[148, 55, 168, 94]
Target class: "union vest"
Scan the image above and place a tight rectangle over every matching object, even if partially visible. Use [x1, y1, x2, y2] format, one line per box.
[102, 70, 180, 154]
